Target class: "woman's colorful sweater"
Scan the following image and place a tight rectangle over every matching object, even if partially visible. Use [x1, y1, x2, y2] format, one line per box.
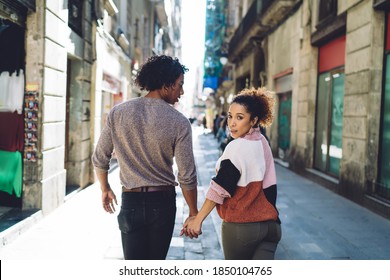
[206, 127, 280, 223]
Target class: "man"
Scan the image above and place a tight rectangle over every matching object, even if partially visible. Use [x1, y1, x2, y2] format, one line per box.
[92, 55, 198, 260]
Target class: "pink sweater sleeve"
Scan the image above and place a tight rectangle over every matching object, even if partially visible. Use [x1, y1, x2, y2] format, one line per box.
[206, 180, 231, 204]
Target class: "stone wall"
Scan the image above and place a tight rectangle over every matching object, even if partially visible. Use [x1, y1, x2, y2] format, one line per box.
[22, 0, 94, 214]
[341, 0, 384, 201]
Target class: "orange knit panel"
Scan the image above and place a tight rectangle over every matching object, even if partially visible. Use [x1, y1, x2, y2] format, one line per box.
[216, 181, 278, 223]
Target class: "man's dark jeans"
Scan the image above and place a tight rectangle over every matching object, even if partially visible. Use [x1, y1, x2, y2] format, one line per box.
[117, 190, 176, 260]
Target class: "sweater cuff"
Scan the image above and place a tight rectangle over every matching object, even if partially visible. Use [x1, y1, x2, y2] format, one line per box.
[206, 180, 231, 204]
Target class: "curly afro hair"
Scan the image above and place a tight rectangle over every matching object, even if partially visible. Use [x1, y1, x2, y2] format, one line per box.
[134, 55, 188, 91]
[232, 87, 275, 128]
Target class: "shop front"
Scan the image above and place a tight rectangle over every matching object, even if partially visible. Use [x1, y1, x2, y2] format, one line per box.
[0, 0, 35, 211]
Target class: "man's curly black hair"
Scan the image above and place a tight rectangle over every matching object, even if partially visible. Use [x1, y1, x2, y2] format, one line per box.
[134, 55, 189, 91]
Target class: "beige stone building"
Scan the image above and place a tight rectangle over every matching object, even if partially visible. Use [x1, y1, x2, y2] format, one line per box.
[216, 0, 390, 219]
[0, 0, 179, 217]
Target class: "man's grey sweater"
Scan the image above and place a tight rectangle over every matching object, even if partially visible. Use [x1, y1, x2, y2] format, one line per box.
[92, 97, 198, 190]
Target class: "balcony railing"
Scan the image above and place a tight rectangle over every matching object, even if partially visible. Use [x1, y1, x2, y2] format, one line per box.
[228, 0, 273, 57]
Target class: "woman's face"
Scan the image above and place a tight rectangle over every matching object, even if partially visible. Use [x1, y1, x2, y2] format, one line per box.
[227, 103, 257, 139]
[161, 74, 184, 104]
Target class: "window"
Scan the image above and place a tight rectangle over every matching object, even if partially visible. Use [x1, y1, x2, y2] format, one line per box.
[275, 73, 293, 161]
[278, 92, 291, 160]
[236, 75, 250, 91]
[317, 0, 337, 27]
[314, 70, 344, 177]
[68, 0, 83, 36]
[378, 53, 390, 199]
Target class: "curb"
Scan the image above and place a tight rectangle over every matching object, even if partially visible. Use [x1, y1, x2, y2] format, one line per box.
[0, 210, 43, 248]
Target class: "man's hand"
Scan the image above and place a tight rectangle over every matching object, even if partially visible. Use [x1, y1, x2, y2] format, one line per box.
[102, 188, 117, 214]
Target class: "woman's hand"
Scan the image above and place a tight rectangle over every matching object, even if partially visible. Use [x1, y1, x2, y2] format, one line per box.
[180, 216, 202, 239]
[180, 198, 216, 239]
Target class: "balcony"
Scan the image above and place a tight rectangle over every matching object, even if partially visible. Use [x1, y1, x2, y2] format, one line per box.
[16, 0, 35, 11]
[228, 0, 301, 62]
[373, 0, 390, 10]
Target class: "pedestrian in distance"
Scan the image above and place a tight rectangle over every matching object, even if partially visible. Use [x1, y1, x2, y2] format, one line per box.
[214, 112, 226, 137]
[216, 113, 228, 143]
[181, 87, 281, 260]
[92, 55, 199, 260]
[213, 113, 219, 137]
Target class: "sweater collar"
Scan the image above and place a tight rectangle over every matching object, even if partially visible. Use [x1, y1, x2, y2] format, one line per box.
[242, 127, 261, 141]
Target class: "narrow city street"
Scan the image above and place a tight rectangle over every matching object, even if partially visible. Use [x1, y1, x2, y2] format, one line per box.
[0, 125, 390, 260]
[2, 2, 390, 279]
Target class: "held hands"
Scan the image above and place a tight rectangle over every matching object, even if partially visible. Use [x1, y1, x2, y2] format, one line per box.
[102, 188, 117, 214]
[180, 199, 215, 239]
[180, 215, 202, 239]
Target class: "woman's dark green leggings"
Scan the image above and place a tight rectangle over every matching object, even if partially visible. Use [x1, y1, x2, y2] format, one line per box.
[221, 220, 282, 260]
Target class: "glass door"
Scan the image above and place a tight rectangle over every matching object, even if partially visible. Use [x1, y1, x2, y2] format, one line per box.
[278, 92, 292, 160]
[314, 69, 345, 177]
[378, 55, 390, 199]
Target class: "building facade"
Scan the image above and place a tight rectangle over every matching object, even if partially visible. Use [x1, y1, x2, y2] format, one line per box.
[213, 0, 390, 219]
[0, 0, 178, 217]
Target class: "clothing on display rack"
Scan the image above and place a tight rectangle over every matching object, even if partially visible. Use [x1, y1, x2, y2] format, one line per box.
[0, 111, 24, 152]
[0, 18, 25, 114]
[0, 70, 25, 113]
[0, 150, 22, 197]
[0, 17, 26, 200]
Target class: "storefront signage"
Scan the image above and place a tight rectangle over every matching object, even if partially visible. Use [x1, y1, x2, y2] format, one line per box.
[102, 73, 121, 94]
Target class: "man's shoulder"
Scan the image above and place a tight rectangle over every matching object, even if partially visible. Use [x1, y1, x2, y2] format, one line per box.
[157, 104, 189, 122]
[111, 98, 141, 112]
[119, 97, 141, 107]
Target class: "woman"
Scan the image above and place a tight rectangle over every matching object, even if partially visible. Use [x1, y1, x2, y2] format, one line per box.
[182, 87, 281, 260]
